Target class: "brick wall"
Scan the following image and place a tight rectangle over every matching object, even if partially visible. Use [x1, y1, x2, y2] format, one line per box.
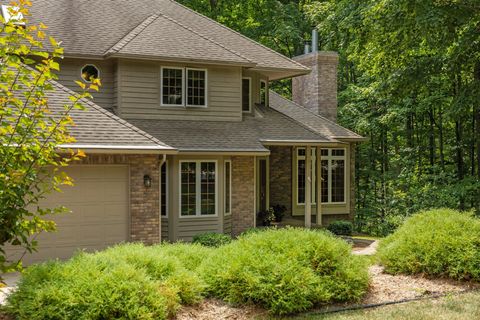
[292, 52, 339, 122]
[269, 146, 293, 217]
[78, 154, 160, 244]
[231, 156, 255, 236]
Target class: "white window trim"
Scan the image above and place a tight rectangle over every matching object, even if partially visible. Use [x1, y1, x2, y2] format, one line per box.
[80, 64, 100, 83]
[186, 67, 208, 108]
[242, 77, 252, 113]
[160, 66, 185, 107]
[179, 160, 218, 218]
[160, 161, 168, 219]
[296, 147, 317, 206]
[224, 160, 232, 216]
[260, 79, 267, 106]
[320, 148, 347, 205]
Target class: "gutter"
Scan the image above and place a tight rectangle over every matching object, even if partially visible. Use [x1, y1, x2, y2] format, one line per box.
[260, 139, 348, 146]
[58, 144, 178, 155]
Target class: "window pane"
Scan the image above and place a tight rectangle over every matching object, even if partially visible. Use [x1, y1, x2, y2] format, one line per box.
[187, 69, 206, 106]
[321, 160, 329, 203]
[331, 160, 345, 202]
[242, 78, 250, 111]
[201, 162, 216, 215]
[260, 81, 267, 105]
[321, 149, 329, 156]
[161, 163, 167, 216]
[298, 148, 306, 157]
[225, 162, 231, 214]
[181, 162, 196, 216]
[162, 68, 183, 105]
[332, 149, 345, 156]
[297, 159, 305, 204]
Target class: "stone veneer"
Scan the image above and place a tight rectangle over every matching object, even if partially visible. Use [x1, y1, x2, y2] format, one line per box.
[269, 146, 293, 216]
[77, 154, 160, 244]
[231, 156, 255, 235]
[292, 51, 339, 122]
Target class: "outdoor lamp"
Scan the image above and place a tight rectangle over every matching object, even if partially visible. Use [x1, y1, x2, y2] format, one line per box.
[143, 175, 152, 188]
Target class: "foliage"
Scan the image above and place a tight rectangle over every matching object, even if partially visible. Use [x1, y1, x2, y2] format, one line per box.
[4, 243, 212, 319]
[354, 212, 405, 237]
[257, 207, 275, 226]
[378, 209, 480, 280]
[0, 2, 99, 273]
[200, 228, 369, 315]
[192, 232, 232, 247]
[327, 220, 353, 236]
[272, 204, 287, 222]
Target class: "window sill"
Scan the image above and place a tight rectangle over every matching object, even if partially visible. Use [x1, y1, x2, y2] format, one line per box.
[179, 214, 218, 219]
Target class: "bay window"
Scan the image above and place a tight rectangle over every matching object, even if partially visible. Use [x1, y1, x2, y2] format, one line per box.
[180, 161, 217, 217]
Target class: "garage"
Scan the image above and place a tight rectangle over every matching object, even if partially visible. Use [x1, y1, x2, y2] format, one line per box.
[6, 165, 130, 266]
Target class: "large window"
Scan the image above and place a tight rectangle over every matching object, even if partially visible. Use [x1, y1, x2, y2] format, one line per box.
[224, 160, 231, 215]
[180, 161, 217, 217]
[161, 67, 207, 107]
[320, 149, 346, 203]
[242, 77, 251, 112]
[296, 148, 316, 205]
[161, 162, 168, 217]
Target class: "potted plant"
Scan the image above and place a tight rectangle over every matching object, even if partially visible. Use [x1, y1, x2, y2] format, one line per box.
[257, 208, 275, 226]
[272, 204, 287, 222]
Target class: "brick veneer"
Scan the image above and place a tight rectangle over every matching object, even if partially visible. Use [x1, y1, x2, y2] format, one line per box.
[269, 146, 293, 216]
[292, 52, 339, 122]
[77, 154, 160, 244]
[231, 156, 255, 236]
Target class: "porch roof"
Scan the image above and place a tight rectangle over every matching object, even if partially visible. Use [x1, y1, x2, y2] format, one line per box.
[129, 105, 336, 154]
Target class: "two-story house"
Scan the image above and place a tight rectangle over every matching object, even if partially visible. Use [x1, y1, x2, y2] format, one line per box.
[3, 0, 364, 265]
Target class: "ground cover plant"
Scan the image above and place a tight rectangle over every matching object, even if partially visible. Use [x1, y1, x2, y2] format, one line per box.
[192, 232, 232, 247]
[3, 229, 369, 318]
[200, 228, 369, 315]
[378, 209, 480, 280]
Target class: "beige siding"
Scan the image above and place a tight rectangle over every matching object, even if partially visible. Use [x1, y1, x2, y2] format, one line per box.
[118, 60, 243, 122]
[242, 69, 269, 111]
[57, 58, 115, 110]
[178, 217, 220, 240]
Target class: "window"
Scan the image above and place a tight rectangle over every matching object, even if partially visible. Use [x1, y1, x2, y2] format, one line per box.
[296, 147, 316, 205]
[320, 149, 346, 203]
[161, 162, 168, 217]
[187, 68, 206, 107]
[260, 80, 267, 105]
[180, 161, 217, 217]
[242, 78, 251, 112]
[224, 160, 231, 215]
[161, 67, 184, 106]
[81, 65, 100, 82]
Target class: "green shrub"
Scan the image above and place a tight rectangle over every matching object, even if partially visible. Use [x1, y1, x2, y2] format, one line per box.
[192, 232, 232, 247]
[327, 220, 353, 236]
[200, 228, 369, 315]
[378, 208, 480, 280]
[4, 243, 211, 319]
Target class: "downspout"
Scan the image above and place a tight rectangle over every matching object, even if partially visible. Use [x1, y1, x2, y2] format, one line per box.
[159, 154, 166, 243]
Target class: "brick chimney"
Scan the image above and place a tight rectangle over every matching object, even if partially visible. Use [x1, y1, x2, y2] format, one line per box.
[292, 51, 339, 122]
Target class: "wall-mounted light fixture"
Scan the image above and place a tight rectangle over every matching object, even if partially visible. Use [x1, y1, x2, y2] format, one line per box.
[143, 174, 152, 188]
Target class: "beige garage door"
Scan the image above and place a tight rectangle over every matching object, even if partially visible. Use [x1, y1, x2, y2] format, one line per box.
[5, 165, 129, 266]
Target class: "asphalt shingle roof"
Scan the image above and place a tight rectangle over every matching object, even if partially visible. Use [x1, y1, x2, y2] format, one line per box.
[128, 105, 334, 153]
[24, 0, 307, 74]
[47, 80, 174, 151]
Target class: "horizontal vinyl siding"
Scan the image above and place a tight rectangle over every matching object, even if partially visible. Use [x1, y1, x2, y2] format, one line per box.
[119, 60, 242, 122]
[161, 218, 169, 242]
[178, 217, 220, 241]
[57, 59, 115, 110]
[223, 215, 232, 235]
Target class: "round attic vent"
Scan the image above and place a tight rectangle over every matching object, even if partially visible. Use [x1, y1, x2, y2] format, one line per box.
[81, 64, 100, 82]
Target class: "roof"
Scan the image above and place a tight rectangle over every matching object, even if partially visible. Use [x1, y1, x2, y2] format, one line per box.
[269, 91, 366, 141]
[47, 80, 176, 153]
[23, 0, 308, 79]
[128, 105, 337, 154]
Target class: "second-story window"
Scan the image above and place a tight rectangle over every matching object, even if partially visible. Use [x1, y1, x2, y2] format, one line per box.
[161, 67, 207, 107]
[242, 77, 251, 112]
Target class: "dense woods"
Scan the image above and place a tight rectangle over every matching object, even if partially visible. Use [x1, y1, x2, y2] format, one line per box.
[179, 0, 480, 233]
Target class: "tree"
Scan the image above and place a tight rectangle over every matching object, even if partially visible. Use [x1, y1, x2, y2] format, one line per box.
[0, 1, 99, 273]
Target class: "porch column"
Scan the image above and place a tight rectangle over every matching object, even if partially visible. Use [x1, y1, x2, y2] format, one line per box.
[305, 146, 312, 228]
[316, 147, 322, 225]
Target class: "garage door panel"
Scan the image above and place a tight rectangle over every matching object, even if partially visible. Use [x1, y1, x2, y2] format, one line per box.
[3, 165, 130, 266]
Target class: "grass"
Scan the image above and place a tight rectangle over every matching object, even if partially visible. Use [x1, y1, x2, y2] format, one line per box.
[290, 291, 480, 320]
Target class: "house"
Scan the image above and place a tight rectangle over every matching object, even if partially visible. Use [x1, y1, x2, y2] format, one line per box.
[2, 0, 364, 265]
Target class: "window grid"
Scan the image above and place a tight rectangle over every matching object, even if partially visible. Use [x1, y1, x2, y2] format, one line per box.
[187, 69, 206, 106]
[180, 162, 196, 216]
[200, 162, 216, 215]
[320, 149, 346, 204]
[180, 161, 217, 217]
[162, 68, 184, 106]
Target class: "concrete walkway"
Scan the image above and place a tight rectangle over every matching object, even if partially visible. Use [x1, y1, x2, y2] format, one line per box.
[0, 273, 20, 305]
[353, 240, 379, 256]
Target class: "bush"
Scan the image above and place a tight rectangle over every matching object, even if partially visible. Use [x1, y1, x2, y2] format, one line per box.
[4, 243, 212, 319]
[192, 232, 232, 247]
[378, 209, 480, 281]
[200, 228, 369, 315]
[327, 220, 353, 236]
